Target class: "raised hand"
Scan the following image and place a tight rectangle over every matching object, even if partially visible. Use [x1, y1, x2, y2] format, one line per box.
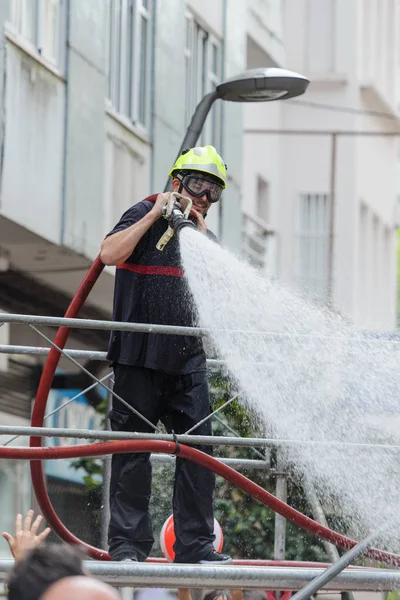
[1, 509, 51, 562]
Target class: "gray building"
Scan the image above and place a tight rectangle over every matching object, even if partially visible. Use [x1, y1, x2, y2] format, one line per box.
[0, 0, 246, 554]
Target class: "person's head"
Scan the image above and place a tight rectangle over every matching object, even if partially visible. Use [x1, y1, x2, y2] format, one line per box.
[7, 542, 86, 600]
[40, 576, 119, 600]
[169, 146, 227, 217]
[203, 590, 231, 600]
[243, 592, 269, 600]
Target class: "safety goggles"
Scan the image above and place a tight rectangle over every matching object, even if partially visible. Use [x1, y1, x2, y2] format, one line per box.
[179, 174, 223, 203]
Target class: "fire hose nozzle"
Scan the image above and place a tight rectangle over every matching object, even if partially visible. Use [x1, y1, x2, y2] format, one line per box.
[168, 207, 196, 234]
[156, 192, 194, 251]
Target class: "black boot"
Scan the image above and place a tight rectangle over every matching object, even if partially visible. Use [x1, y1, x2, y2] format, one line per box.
[198, 550, 232, 564]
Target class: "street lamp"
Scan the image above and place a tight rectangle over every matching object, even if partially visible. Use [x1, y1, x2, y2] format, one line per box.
[164, 67, 309, 191]
[217, 67, 309, 102]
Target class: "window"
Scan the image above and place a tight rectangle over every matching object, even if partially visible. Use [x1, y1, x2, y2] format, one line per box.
[296, 193, 331, 298]
[107, 0, 152, 128]
[185, 13, 221, 147]
[8, 0, 65, 67]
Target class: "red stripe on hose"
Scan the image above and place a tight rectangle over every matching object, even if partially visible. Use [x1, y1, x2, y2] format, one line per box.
[116, 263, 184, 277]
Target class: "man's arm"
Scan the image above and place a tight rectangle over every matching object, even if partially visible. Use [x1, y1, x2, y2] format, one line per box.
[100, 193, 170, 266]
[178, 589, 191, 600]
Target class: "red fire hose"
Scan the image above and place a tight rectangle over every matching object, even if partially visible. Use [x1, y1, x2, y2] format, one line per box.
[23, 254, 400, 566]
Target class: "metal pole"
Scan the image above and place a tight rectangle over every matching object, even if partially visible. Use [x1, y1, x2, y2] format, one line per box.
[0, 424, 288, 447]
[291, 527, 389, 600]
[274, 452, 287, 561]
[0, 344, 226, 368]
[2, 425, 400, 452]
[149, 454, 276, 470]
[274, 451, 287, 600]
[3, 315, 400, 344]
[164, 90, 219, 191]
[1, 560, 400, 590]
[101, 387, 113, 550]
[302, 480, 356, 600]
[327, 132, 337, 306]
[303, 479, 339, 564]
[0, 313, 208, 336]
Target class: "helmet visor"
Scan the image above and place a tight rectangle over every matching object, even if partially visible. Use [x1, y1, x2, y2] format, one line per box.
[181, 175, 223, 203]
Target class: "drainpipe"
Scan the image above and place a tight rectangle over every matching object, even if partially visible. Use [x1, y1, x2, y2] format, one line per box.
[149, 0, 157, 192]
[60, 0, 71, 246]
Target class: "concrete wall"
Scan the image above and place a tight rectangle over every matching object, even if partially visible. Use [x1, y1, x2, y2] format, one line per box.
[247, 0, 285, 67]
[103, 114, 151, 235]
[62, 0, 108, 259]
[1, 41, 64, 245]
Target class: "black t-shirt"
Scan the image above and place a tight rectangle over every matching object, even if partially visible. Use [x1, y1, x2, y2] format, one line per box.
[106, 195, 217, 375]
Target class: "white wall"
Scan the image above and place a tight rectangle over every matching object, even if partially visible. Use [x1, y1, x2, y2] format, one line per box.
[186, 0, 224, 36]
[243, 101, 283, 227]
[242, 0, 400, 329]
[1, 42, 64, 245]
[103, 114, 151, 236]
[247, 0, 285, 67]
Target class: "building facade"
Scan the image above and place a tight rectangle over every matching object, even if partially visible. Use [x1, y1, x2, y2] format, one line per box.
[0, 0, 399, 564]
[0, 0, 248, 557]
[243, 0, 399, 330]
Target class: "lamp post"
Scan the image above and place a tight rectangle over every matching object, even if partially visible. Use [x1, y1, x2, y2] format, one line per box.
[164, 67, 309, 192]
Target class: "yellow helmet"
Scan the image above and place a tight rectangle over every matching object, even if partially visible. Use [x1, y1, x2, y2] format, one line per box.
[168, 145, 227, 189]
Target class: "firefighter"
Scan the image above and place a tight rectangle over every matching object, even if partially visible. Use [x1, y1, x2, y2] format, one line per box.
[100, 146, 232, 565]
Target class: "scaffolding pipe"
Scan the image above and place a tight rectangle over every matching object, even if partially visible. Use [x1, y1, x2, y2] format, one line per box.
[0, 344, 224, 367]
[149, 454, 275, 470]
[2, 425, 400, 453]
[303, 479, 341, 564]
[0, 344, 107, 359]
[2, 314, 400, 344]
[0, 312, 208, 336]
[0, 560, 399, 590]
[291, 528, 387, 600]
[2, 439, 400, 567]
[274, 452, 287, 562]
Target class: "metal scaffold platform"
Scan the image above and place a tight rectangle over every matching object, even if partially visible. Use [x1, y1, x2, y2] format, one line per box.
[1, 306, 400, 594]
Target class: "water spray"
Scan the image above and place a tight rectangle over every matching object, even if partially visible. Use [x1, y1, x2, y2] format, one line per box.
[23, 197, 400, 565]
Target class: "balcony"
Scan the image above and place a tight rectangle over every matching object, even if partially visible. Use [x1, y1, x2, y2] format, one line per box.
[242, 211, 277, 277]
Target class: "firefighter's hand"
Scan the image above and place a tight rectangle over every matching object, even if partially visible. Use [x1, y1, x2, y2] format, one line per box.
[191, 208, 207, 233]
[152, 193, 171, 219]
[2, 510, 51, 563]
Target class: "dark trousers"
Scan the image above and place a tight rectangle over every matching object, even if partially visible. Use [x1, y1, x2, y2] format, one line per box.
[107, 364, 216, 563]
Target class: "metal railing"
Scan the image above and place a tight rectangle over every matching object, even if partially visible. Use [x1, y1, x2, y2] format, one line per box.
[0, 560, 399, 590]
[2, 311, 400, 594]
[242, 210, 277, 276]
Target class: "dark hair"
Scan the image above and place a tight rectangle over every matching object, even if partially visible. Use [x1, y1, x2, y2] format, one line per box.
[7, 543, 86, 600]
[203, 591, 231, 600]
[243, 592, 269, 600]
